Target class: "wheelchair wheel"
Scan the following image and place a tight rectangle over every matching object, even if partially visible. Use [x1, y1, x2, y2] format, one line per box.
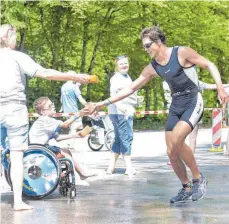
[104, 130, 115, 150]
[87, 135, 103, 151]
[70, 186, 76, 199]
[4, 168, 12, 190]
[7, 144, 61, 199]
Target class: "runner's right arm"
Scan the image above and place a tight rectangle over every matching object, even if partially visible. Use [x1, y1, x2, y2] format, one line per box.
[92, 64, 158, 112]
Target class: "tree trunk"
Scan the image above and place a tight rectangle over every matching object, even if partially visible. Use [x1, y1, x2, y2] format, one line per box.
[86, 7, 116, 100]
[104, 65, 113, 99]
[80, 20, 90, 73]
[39, 8, 57, 69]
[61, 13, 71, 71]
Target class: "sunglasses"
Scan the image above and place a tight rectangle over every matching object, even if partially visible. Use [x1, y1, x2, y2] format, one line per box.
[143, 42, 154, 49]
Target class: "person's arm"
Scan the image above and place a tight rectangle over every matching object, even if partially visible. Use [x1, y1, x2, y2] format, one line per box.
[201, 83, 229, 90]
[55, 132, 81, 141]
[92, 64, 157, 112]
[179, 47, 229, 103]
[35, 70, 89, 84]
[78, 95, 87, 106]
[16, 52, 90, 84]
[58, 109, 89, 129]
[59, 97, 63, 112]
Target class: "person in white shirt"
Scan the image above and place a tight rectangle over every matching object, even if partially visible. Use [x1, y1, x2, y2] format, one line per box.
[0, 24, 90, 211]
[90, 25, 229, 203]
[106, 56, 137, 176]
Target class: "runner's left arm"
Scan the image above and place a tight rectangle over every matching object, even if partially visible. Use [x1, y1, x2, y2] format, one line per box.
[180, 47, 229, 103]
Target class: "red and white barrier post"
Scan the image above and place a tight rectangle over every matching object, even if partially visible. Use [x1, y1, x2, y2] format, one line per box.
[210, 108, 223, 152]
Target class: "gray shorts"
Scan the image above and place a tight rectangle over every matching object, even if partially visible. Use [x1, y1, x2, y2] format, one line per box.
[0, 103, 29, 151]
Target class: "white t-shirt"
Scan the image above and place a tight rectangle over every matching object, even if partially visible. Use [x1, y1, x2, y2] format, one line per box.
[0, 48, 44, 101]
[108, 72, 137, 115]
[29, 116, 63, 145]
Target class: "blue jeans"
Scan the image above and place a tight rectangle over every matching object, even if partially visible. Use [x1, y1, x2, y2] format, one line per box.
[109, 114, 133, 156]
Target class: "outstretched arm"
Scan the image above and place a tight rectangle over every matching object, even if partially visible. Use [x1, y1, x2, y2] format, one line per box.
[92, 64, 158, 112]
[35, 70, 90, 84]
[58, 109, 89, 129]
[78, 95, 87, 106]
[203, 83, 229, 90]
[55, 133, 81, 141]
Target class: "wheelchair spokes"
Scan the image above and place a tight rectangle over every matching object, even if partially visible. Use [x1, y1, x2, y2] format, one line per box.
[1, 144, 77, 200]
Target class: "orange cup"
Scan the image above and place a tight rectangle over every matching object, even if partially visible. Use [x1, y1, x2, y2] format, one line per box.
[89, 75, 99, 83]
[79, 125, 92, 137]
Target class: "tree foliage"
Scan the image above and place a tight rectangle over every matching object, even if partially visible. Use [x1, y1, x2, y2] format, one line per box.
[1, 0, 229, 115]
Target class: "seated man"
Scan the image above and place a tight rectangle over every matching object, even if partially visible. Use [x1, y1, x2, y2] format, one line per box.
[29, 97, 97, 186]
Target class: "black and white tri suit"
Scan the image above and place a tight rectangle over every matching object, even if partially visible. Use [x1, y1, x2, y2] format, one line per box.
[151, 46, 204, 131]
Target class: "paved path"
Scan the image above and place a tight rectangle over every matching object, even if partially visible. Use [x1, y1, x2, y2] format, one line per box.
[1, 128, 229, 224]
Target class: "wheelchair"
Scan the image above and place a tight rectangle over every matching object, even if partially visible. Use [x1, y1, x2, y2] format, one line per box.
[1, 144, 77, 199]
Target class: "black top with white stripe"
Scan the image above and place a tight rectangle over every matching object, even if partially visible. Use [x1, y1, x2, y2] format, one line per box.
[151, 46, 199, 97]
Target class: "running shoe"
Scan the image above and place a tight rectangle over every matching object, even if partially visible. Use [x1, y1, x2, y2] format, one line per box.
[170, 188, 192, 203]
[192, 172, 207, 201]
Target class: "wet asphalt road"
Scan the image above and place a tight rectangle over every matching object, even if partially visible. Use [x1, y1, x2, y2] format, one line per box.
[1, 129, 229, 224]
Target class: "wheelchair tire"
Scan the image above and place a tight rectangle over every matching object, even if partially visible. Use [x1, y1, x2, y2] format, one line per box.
[7, 144, 61, 199]
[104, 130, 115, 151]
[87, 135, 103, 151]
[70, 186, 76, 199]
[4, 168, 12, 190]
[59, 187, 64, 195]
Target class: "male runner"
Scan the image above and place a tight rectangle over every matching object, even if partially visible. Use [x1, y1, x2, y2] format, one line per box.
[90, 26, 229, 203]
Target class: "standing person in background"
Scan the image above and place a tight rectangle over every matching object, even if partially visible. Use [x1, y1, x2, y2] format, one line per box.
[90, 26, 229, 203]
[61, 81, 87, 149]
[106, 55, 137, 176]
[0, 24, 90, 211]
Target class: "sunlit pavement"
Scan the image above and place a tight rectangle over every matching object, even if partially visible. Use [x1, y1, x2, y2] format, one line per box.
[1, 128, 229, 224]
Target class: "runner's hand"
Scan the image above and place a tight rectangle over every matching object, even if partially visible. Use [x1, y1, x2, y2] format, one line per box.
[93, 102, 105, 114]
[218, 88, 229, 104]
[79, 107, 91, 116]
